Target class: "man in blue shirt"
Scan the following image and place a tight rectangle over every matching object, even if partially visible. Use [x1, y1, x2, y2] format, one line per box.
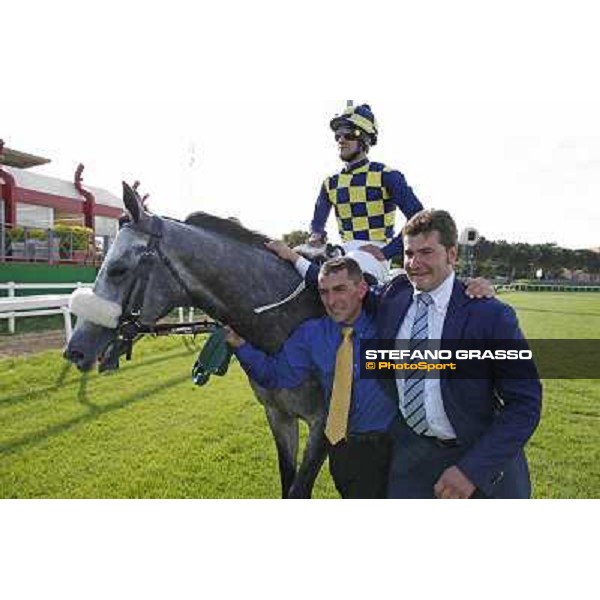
[309, 102, 423, 272]
[226, 257, 398, 499]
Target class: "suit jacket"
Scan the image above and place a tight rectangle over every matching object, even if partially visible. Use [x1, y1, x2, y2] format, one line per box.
[375, 274, 542, 498]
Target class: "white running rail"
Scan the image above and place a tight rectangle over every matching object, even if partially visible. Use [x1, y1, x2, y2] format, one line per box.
[0, 282, 93, 340]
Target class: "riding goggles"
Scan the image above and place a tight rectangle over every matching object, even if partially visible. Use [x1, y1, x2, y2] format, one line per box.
[334, 129, 362, 142]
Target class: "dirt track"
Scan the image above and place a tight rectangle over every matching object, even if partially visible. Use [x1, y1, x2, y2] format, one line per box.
[0, 330, 66, 359]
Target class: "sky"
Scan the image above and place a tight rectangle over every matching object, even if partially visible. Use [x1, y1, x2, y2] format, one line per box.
[3, 0, 599, 250]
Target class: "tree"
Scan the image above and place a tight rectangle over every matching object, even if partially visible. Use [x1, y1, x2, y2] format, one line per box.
[470, 238, 599, 279]
[281, 230, 310, 248]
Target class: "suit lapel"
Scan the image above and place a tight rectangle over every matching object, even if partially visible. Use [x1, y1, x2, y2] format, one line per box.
[440, 278, 471, 408]
[440, 279, 471, 423]
[442, 279, 470, 341]
[380, 289, 413, 338]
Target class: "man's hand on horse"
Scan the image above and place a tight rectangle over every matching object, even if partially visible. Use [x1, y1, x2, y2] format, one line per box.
[358, 244, 386, 261]
[465, 277, 495, 299]
[224, 326, 246, 348]
[265, 240, 300, 263]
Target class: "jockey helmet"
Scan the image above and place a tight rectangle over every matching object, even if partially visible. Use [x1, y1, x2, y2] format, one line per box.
[330, 103, 378, 146]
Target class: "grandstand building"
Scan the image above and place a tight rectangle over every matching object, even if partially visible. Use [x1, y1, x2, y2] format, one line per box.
[0, 140, 121, 240]
[1, 139, 125, 284]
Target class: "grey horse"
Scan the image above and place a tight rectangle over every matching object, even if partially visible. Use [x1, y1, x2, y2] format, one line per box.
[64, 182, 329, 498]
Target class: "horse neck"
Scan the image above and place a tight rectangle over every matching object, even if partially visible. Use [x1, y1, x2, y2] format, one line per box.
[163, 220, 306, 328]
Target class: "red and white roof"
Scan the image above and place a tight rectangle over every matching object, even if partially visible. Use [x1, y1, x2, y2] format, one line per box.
[2, 165, 121, 209]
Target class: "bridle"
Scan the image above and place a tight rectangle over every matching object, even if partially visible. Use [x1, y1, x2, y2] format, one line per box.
[118, 215, 191, 336]
[103, 214, 218, 369]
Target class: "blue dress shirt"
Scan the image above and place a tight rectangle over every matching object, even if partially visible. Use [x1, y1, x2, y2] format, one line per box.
[235, 310, 398, 434]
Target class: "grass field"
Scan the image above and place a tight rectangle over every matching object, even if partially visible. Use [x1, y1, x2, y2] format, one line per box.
[0, 292, 598, 498]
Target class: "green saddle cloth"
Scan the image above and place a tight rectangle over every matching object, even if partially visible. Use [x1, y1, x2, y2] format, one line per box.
[192, 327, 234, 386]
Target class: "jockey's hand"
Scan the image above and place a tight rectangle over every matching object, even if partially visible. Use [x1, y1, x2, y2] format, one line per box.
[224, 326, 246, 348]
[358, 244, 386, 261]
[308, 232, 326, 247]
[265, 240, 300, 263]
[465, 277, 495, 299]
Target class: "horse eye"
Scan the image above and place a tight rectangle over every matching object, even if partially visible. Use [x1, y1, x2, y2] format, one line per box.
[107, 264, 128, 279]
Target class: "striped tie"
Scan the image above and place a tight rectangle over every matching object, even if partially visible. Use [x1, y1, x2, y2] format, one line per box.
[325, 327, 354, 445]
[401, 293, 433, 435]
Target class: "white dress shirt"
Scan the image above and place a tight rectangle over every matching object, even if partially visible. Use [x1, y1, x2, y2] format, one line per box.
[395, 271, 457, 439]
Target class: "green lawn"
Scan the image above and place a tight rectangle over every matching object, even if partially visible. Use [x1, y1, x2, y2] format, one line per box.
[0, 337, 337, 498]
[499, 292, 600, 498]
[500, 291, 600, 338]
[0, 292, 598, 498]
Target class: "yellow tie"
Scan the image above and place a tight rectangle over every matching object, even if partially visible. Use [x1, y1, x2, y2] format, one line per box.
[325, 327, 354, 445]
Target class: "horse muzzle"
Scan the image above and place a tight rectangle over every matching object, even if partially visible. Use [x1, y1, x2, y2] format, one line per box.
[64, 319, 118, 372]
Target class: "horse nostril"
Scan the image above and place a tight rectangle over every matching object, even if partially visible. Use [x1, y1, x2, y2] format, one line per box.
[63, 347, 84, 363]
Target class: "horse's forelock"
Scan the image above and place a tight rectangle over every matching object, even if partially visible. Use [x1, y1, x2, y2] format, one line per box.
[184, 212, 269, 246]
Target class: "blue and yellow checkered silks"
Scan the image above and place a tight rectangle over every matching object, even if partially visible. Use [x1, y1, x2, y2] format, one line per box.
[324, 161, 396, 243]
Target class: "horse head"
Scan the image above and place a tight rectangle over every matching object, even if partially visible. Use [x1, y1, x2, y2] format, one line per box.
[64, 181, 325, 372]
[64, 182, 190, 371]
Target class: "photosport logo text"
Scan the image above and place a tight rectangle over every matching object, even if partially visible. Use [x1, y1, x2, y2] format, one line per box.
[359, 340, 599, 380]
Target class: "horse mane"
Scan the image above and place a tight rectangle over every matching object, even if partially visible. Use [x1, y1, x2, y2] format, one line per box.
[184, 212, 269, 247]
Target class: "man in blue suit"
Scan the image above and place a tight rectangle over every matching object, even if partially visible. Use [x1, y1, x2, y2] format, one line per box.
[268, 209, 541, 498]
[375, 209, 541, 498]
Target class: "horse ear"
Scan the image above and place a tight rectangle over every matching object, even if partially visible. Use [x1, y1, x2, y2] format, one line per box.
[122, 181, 141, 222]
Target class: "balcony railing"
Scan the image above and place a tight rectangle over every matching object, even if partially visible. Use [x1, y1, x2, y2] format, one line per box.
[0, 222, 111, 266]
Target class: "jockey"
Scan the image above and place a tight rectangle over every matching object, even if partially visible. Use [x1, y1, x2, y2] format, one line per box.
[309, 102, 424, 282]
